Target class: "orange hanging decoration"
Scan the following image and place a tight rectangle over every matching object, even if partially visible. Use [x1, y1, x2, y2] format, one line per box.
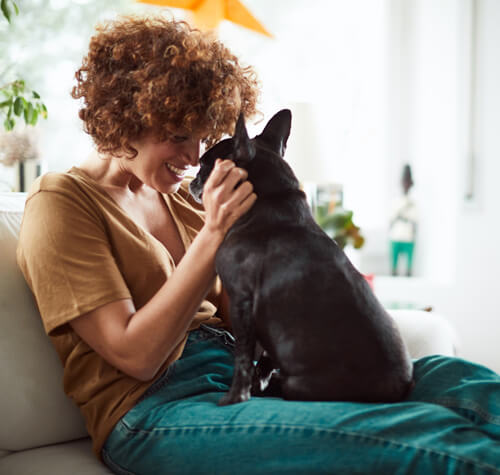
[136, 0, 273, 37]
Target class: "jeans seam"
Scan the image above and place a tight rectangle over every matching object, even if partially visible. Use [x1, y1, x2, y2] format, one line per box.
[430, 397, 500, 425]
[102, 447, 137, 475]
[115, 420, 500, 474]
[136, 365, 173, 404]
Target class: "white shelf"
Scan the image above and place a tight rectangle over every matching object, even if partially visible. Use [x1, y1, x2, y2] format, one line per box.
[373, 275, 447, 311]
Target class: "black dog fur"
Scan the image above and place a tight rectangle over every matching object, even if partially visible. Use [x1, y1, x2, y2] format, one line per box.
[189, 109, 414, 405]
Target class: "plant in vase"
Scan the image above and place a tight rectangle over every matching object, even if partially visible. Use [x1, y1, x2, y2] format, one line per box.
[1, 0, 47, 131]
[0, 127, 40, 191]
[314, 201, 373, 288]
[314, 201, 365, 251]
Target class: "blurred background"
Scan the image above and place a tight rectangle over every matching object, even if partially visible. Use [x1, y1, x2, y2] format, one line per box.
[1, 0, 499, 372]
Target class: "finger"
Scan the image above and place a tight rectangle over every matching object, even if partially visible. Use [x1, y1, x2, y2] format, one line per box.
[224, 181, 255, 214]
[205, 159, 235, 190]
[219, 167, 248, 196]
[233, 192, 257, 218]
[226, 180, 254, 206]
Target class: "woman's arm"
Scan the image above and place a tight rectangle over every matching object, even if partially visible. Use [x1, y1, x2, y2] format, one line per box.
[217, 287, 232, 330]
[69, 160, 255, 381]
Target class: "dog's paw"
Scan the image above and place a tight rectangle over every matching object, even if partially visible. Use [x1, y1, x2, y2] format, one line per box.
[218, 390, 250, 406]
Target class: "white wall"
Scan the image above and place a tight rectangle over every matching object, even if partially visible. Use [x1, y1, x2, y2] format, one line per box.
[218, 0, 392, 231]
[448, 0, 500, 373]
[384, 0, 500, 372]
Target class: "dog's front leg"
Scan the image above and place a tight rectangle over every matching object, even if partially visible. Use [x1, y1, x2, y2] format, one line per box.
[218, 298, 255, 406]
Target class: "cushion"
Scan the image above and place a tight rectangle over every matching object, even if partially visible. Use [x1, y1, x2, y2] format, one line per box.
[0, 439, 112, 474]
[0, 449, 11, 459]
[389, 309, 460, 359]
[0, 192, 88, 452]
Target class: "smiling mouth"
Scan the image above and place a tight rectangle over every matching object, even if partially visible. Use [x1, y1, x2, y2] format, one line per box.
[165, 163, 188, 177]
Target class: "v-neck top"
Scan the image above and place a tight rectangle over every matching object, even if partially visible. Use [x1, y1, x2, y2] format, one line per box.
[16, 167, 223, 460]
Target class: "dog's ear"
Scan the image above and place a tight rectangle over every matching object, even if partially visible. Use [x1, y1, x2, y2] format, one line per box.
[259, 109, 292, 157]
[233, 112, 256, 164]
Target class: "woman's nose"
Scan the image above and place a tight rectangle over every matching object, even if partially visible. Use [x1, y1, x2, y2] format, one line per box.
[184, 140, 201, 166]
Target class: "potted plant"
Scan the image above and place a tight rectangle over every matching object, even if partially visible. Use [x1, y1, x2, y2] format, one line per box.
[1, 0, 47, 131]
[314, 201, 365, 251]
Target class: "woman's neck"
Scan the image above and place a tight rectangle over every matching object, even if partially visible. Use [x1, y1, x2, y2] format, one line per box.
[79, 151, 145, 192]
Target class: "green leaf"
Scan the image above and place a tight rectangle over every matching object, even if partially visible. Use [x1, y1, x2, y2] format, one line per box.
[16, 82, 25, 95]
[37, 103, 48, 119]
[13, 96, 23, 116]
[1, 0, 18, 23]
[3, 117, 14, 130]
[29, 108, 38, 125]
[1, 0, 11, 23]
[24, 102, 33, 123]
[1, 79, 48, 129]
[0, 98, 12, 108]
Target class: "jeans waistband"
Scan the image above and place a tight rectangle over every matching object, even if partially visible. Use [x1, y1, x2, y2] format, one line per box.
[197, 323, 236, 347]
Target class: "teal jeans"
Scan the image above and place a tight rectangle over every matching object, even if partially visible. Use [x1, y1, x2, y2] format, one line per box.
[102, 325, 500, 474]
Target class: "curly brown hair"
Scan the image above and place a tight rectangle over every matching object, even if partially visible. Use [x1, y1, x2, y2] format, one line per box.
[72, 15, 260, 158]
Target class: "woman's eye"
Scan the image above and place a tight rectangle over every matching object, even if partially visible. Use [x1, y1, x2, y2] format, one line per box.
[171, 135, 188, 143]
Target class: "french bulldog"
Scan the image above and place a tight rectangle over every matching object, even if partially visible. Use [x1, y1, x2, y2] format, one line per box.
[189, 109, 414, 405]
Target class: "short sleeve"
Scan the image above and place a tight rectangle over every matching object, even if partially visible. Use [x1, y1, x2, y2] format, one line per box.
[17, 186, 132, 336]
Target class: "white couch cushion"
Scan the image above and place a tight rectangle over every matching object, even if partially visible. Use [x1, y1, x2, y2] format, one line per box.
[389, 309, 460, 359]
[0, 438, 112, 474]
[0, 192, 88, 452]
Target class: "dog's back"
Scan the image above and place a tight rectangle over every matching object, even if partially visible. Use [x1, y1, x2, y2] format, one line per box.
[221, 193, 413, 402]
[190, 109, 414, 405]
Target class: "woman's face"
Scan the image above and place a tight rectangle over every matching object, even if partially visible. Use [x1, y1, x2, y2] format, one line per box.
[128, 134, 202, 194]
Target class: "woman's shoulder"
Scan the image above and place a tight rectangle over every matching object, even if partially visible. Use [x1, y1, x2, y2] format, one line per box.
[27, 167, 87, 197]
[24, 167, 107, 222]
[27, 166, 109, 205]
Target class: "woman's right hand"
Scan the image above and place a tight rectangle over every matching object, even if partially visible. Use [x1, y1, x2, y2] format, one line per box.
[201, 159, 257, 240]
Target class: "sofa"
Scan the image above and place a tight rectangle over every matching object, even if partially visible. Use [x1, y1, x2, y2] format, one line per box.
[0, 191, 460, 475]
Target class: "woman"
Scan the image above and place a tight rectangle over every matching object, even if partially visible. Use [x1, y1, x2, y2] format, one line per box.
[17, 15, 500, 474]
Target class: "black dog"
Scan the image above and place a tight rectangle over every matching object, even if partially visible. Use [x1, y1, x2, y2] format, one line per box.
[190, 109, 414, 405]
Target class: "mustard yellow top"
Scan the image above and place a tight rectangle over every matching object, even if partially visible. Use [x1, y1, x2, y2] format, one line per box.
[16, 167, 223, 459]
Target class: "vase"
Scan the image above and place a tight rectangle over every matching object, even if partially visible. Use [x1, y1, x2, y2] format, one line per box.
[14, 159, 43, 192]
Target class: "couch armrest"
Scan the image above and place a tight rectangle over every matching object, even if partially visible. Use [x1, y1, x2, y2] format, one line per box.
[389, 309, 460, 359]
